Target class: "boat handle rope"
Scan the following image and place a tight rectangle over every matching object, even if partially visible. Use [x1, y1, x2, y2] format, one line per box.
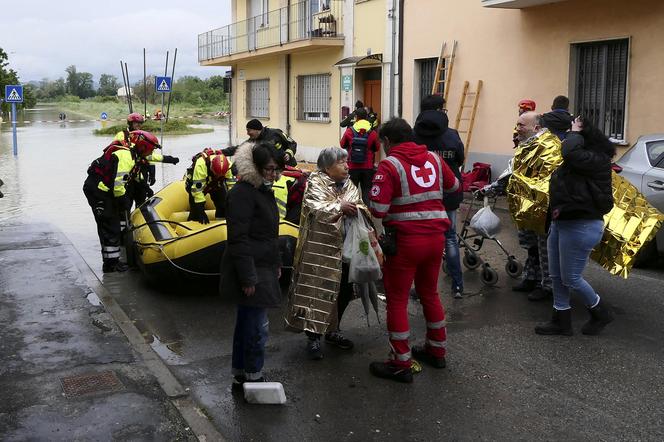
[133, 241, 296, 277]
[136, 242, 222, 276]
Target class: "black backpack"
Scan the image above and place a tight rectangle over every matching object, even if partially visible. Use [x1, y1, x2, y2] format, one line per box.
[350, 128, 369, 163]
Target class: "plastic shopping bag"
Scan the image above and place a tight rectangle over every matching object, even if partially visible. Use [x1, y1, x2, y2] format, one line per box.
[342, 217, 356, 263]
[347, 215, 383, 283]
[469, 198, 501, 238]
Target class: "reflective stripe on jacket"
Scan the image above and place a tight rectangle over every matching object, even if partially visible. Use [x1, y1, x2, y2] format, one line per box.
[187, 154, 234, 204]
[272, 174, 295, 219]
[369, 141, 459, 236]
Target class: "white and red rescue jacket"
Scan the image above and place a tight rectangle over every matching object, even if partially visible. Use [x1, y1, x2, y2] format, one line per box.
[369, 142, 460, 235]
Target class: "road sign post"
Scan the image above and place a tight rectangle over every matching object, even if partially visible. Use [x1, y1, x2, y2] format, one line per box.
[5, 85, 24, 156]
[155, 76, 172, 146]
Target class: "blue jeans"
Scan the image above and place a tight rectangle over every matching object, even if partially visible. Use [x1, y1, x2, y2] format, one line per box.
[445, 210, 463, 291]
[547, 219, 604, 310]
[231, 305, 269, 380]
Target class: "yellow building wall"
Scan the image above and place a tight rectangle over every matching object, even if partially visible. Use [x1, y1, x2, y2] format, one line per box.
[234, 56, 283, 144]
[289, 47, 344, 162]
[402, 0, 664, 157]
[353, 0, 386, 57]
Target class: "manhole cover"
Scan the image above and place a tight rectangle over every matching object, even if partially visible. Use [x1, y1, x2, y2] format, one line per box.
[60, 370, 125, 398]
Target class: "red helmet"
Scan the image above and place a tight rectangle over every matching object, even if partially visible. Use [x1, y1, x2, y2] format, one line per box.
[210, 155, 230, 178]
[518, 99, 537, 112]
[129, 130, 160, 157]
[127, 112, 145, 123]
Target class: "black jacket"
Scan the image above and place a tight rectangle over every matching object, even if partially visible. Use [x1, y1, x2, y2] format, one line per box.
[258, 127, 297, 166]
[549, 132, 613, 221]
[220, 143, 282, 308]
[413, 110, 465, 210]
[542, 109, 573, 141]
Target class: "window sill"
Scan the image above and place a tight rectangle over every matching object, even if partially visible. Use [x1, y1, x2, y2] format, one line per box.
[295, 119, 331, 124]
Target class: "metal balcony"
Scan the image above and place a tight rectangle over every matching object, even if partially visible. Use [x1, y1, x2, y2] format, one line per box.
[482, 0, 569, 8]
[198, 0, 344, 64]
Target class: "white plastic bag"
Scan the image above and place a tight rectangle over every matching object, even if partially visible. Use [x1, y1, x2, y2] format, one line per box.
[469, 198, 501, 238]
[347, 215, 382, 283]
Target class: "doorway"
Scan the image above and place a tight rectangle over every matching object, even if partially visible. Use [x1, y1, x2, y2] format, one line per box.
[357, 67, 381, 122]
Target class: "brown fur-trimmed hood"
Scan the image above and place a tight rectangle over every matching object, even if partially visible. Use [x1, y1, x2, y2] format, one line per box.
[233, 141, 264, 188]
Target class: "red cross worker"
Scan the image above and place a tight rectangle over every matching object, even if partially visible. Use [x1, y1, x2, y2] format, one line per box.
[368, 118, 459, 383]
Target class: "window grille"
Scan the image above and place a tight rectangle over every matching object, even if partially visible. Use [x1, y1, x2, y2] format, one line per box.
[419, 57, 441, 100]
[246, 79, 269, 118]
[573, 39, 629, 140]
[297, 74, 330, 121]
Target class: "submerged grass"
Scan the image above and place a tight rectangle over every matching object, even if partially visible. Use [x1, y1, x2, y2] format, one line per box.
[94, 118, 213, 136]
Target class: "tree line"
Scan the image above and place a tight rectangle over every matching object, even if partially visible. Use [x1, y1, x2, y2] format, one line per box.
[1, 48, 36, 112]
[31, 65, 230, 107]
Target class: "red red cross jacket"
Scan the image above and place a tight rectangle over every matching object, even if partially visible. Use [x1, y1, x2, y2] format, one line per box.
[369, 141, 460, 236]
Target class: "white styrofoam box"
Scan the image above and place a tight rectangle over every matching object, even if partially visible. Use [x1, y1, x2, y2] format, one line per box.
[243, 382, 287, 404]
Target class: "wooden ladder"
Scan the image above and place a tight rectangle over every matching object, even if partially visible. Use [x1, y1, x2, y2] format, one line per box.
[431, 40, 457, 103]
[454, 80, 483, 165]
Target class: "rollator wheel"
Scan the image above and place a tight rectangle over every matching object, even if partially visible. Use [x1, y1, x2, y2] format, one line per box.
[505, 258, 523, 278]
[481, 264, 499, 286]
[463, 252, 481, 270]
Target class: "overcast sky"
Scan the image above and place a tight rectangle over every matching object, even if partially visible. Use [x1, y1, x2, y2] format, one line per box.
[1, 0, 231, 83]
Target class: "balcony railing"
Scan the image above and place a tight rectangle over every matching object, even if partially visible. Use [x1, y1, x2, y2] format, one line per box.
[199, 0, 344, 62]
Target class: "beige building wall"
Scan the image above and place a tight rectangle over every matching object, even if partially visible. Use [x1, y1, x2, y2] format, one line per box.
[233, 56, 284, 144]
[289, 48, 344, 162]
[402, 0, 664, 166]
[353, 0, 387, 57]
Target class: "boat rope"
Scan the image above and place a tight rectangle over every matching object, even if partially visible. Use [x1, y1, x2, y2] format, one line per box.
[137, 243, 222, 276]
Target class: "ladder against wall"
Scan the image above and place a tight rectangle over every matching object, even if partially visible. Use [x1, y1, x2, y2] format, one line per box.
[454, 80, 483, 164]
[431, 40, 457, 103]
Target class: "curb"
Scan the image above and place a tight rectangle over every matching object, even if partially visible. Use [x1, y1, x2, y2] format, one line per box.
[60, 231, 225, 442]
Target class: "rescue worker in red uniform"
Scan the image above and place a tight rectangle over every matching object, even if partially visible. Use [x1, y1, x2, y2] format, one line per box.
[83, 130, 161, 272]
[368, 118, 460, 383]
[340, 107, 380, 204]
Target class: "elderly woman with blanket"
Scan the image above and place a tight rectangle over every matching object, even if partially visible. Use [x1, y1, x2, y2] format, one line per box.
[285, 146, 371, 360]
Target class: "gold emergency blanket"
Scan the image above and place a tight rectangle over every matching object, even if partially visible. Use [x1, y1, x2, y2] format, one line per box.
[285, 171, 369, 334]
[507, 130, 562, 235]
[591, 172, 664, 278]
[507, 130, 663, 278]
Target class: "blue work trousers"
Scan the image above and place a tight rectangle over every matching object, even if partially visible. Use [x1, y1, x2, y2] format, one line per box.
[445, 210, 463, 291]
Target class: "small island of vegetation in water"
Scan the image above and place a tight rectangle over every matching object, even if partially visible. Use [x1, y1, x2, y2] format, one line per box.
[95, 118, 212, 136]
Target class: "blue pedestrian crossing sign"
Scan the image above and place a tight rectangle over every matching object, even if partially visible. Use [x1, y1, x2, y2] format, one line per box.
[155, 76, 172, 93]
[100, 112, 108, 120]
[5, 85, 23, 103]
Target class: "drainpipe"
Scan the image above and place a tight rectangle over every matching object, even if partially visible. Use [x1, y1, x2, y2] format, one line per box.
[286, 54, 291, 133]
[397, 0, 404, 118]
[389, 0, 397, 118]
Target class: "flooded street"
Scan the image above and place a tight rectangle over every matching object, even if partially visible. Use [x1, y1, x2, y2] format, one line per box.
[0, 104, 229, 272]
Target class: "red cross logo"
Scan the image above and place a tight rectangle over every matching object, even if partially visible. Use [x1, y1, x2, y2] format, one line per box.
[411, 161, 437, 188]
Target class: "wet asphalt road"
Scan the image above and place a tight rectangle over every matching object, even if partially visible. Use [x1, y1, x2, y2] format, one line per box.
[100, 206, 664, 441]
[2, 107, 664, 440]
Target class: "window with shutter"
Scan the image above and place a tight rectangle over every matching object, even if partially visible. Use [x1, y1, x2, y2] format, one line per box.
[572, 39, 629, 140]
[246, 79, 269, 118]
[416, 57, 441, 112]
[297, 74, 330, 122]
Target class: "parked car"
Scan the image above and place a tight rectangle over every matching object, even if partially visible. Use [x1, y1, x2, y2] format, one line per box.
[615, 134, 664, 264]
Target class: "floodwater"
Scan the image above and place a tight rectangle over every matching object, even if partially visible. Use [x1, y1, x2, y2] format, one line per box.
[0, 103, 229, 272]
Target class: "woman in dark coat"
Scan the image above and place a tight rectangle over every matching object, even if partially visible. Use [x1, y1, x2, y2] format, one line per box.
[220, 141, 285, 389]
[535, 117, 615, 336]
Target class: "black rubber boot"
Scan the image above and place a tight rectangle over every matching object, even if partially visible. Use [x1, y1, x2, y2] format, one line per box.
[534, 309, 573, 336]
[369, 361, 413, 383]
[528, 287, 552, 302]
[513, 279, 538, 292]
[581, 298, 614, 335]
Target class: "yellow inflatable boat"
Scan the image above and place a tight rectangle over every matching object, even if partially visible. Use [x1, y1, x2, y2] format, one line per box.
[130, 180, 299, 281]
